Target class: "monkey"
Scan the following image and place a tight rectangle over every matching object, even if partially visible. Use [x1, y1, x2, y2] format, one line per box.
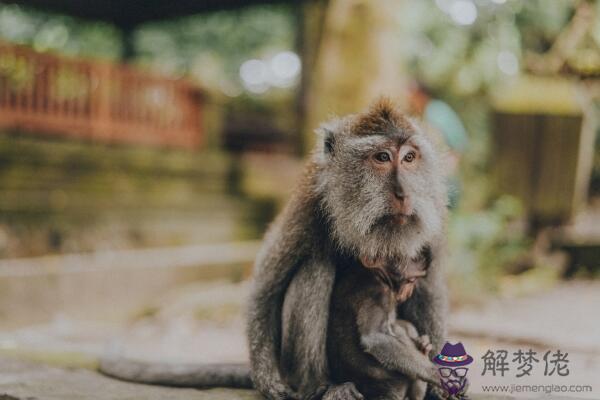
[327, 250, 440, 400]
[251, 97, 448, 400]
[98, 98, 448, 400]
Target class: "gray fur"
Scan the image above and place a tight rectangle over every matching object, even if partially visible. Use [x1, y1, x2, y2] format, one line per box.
[249, 100, 448, 399]
[327, 253, 437, 400]
[99, 357, 253, 388]
[98, 99, 449, 400]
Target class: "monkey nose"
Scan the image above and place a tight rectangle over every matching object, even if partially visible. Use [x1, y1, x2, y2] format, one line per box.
[392, 185, 412, 217]
[393, 186, 405, 200]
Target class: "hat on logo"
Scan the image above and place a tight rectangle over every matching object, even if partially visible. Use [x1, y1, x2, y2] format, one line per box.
[433, 342, 473, 366]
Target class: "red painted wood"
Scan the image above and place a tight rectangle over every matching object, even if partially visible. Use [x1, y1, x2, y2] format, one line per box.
[0, 41, 203, 149]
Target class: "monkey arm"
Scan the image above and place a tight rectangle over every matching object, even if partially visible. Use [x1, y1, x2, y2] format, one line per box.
[247, 235, 302, 398]
[356, 298, 440, 387]
[246, 196, 325, 400]
[360, 331, 440, 386]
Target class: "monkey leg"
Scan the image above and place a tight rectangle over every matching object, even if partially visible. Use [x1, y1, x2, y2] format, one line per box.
[360, 332, 440, 386]
[407, 379, 428, 400]
[357, 380, 410, 400]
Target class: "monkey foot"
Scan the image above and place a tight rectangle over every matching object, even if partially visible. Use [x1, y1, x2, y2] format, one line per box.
[322, 383, 364, 400]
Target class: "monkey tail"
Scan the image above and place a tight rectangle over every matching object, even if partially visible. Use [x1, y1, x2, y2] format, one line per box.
[98, 356, 254, 389]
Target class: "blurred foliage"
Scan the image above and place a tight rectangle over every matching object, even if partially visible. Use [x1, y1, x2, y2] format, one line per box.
[135, 4, 296, 96]
[397, 1, 591, 296]
[0, 0, 594, 288]
[397, 0, 581, 188]
[397, 0, 576, 97]
[0, 2, 297, 99]
[134, 5, 301, 153]
[0, 2, 122, 59]
[447, 195, 532, 302]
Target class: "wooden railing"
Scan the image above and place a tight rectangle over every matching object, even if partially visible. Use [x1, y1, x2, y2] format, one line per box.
[0, 42, 202, 149]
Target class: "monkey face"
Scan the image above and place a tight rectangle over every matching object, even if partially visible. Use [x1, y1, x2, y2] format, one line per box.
[360, 254, 428, 302]
[396, 281, 417, 303]
[316, 99, 447, 261]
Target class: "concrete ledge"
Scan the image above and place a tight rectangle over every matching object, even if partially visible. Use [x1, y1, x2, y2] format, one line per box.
[0, 242, 260, 328]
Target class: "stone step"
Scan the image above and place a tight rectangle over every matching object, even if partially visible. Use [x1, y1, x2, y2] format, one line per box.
[0, 134, 274, 257]
[0, 241, 260, 329]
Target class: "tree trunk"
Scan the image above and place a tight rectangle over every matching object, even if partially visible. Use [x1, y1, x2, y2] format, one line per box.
[301, 0, 405, 152]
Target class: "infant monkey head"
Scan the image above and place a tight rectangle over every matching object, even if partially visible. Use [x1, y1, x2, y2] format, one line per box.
[361, 250, 429, 302]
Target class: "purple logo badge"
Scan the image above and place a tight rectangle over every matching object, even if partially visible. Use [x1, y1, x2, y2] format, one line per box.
[433, 342, 473, 398]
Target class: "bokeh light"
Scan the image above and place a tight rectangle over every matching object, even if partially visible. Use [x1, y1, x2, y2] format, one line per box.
[449, 0, 478, 26]
[239, 51, 301, 94]
[497, 50, 519, 75]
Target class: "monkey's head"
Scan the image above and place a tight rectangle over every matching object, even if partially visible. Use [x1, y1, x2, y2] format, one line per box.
[314, 97, 447, 261]
[361, 254, 429, 303]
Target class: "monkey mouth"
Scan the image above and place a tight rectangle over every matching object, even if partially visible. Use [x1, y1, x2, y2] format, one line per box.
[367, 213, 418, 235]
[392, 213, 415, 226]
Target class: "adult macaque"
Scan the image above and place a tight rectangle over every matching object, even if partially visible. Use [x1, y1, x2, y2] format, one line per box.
[100, 98, 448, 400]
[249, 98, 448, 399]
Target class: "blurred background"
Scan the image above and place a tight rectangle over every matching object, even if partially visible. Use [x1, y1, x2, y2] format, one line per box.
[0, 0, 599, 398]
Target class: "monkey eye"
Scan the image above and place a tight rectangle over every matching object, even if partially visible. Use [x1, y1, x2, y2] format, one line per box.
[374, 151, 392, 163]
[403, 151, 416, 163]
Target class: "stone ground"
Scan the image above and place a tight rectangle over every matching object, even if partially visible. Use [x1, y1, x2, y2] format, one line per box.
[1, 279, 599, 399]
[0, 356, 260, 400]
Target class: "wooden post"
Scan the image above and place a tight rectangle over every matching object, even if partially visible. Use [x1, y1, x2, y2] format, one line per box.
[91, 63, 113, 142]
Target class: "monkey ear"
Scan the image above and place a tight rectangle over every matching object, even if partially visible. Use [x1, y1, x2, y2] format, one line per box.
[323, 129, 335, 155]
[315, 126, 335, 157]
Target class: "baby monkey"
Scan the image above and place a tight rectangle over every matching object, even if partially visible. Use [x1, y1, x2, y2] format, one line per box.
[327, 248, 440, 400]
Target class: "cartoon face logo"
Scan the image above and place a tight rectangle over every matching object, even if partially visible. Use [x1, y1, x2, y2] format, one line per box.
[433, 342, 473, 397]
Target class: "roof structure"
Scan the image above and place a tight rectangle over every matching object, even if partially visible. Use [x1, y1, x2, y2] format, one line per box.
[3, 0, 300, 28]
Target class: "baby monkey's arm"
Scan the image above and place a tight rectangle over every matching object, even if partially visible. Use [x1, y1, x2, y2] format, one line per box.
[356, 300, 440, 386]
[393, 320, 433, 356]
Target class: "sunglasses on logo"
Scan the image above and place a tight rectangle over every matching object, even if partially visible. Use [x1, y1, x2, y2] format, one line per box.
[438, 367, 468, 378]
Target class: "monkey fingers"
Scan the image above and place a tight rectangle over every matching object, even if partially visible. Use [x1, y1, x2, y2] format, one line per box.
[416, 334, 433, 355]
[426, 385, 448, 400]
[321, 382, 364, 400]
[301, 384, 329, 400]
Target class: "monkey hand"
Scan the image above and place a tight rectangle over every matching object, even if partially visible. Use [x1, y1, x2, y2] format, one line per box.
[426, 385, 448, 400]
[321, 382, 364, 400]
[415, 334, 433, 355]
[301, 384, 329, 400]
